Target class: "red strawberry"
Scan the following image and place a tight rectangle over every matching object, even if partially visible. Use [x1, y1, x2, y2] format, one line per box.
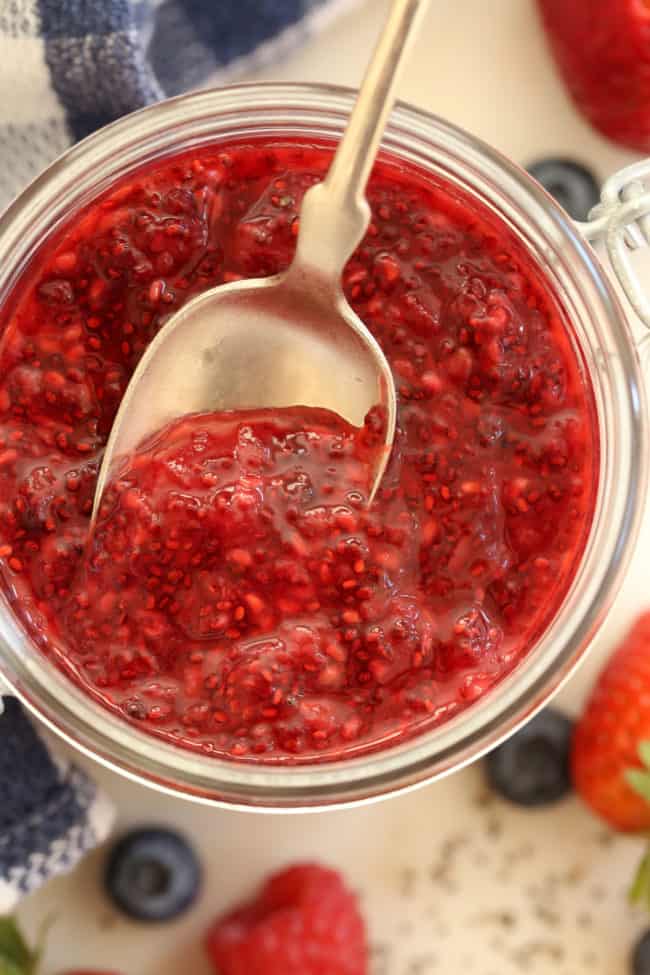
[572, 612, 650, 907]
[572, 612, 650, 832]
[537, 0, 650, 151]
[205, 863, 367, 975]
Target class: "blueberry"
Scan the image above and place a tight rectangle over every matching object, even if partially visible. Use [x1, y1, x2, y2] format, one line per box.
[632, 930, 650, 975]
[105, 827, 201, 922]
[527, 158, 600, 221]
[485, 707, 573, 807]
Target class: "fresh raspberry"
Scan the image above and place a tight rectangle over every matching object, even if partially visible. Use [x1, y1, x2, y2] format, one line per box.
[205, 863, 368, 975]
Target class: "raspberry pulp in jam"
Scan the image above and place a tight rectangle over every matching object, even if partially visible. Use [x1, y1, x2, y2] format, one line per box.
[0, 141, 597, 762]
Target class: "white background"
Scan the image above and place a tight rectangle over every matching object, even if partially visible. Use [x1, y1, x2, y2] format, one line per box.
[18, 1, 650, 973]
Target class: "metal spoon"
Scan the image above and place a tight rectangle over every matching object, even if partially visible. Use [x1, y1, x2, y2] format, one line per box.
[92, 0, 429, 524]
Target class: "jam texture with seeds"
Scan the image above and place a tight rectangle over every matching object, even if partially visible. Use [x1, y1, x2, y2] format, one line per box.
[0, 141, 597, 762]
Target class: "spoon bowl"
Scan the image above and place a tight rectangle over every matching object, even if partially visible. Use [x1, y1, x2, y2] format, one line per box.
[93, 267, 397, 516]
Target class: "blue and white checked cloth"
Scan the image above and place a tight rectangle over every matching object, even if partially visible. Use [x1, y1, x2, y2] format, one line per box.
[0, 0, 360, 211]
[0, 0, 357, 907]
[0, 698, 114, 911]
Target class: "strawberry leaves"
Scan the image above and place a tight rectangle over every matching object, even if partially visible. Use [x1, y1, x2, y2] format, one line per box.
[630, 849, 650, 911]
[626, 742, 650, 910]
[0, 918, 39, 975]
[626, 741, 650, 805]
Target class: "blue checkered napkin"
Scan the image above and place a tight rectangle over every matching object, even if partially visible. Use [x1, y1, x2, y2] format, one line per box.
[0, 698, 114, 911]
[0, 0, 358, 212]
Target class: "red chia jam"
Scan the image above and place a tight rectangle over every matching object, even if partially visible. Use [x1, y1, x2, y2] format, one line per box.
[0, 140, 597, 763]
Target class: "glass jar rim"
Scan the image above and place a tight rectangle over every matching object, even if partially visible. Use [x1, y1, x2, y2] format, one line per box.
[0, 82, 645, 811]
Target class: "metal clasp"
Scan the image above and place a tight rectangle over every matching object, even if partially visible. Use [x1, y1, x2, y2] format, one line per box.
[578, 160, 650, 329]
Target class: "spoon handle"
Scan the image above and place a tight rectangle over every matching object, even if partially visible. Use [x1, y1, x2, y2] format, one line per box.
[292, 0, 429, 285]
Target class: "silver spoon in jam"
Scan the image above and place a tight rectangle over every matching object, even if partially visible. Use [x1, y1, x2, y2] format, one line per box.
[92, 0, 429, 525]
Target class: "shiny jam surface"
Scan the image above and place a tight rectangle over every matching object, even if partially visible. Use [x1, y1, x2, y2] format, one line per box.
[0, 141, 597, 762]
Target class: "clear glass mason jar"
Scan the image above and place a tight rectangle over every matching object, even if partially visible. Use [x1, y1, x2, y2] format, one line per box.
[0, 83, 646, 811]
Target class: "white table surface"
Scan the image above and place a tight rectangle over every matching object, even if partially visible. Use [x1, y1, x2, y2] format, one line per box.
[16, 2, 650, 973]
